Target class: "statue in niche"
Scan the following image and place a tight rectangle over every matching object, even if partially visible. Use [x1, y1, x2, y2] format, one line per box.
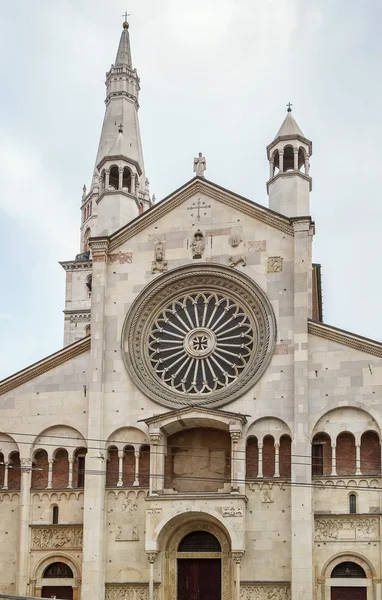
[191, 230, 205, 259]
[151, 241, 168, 273]
[193, 152, 207, 178]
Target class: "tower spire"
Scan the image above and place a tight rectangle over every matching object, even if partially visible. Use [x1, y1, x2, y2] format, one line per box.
[82, 21, 151, 241]
[115, 18, 132, 67]
[266, 106, 312, 217]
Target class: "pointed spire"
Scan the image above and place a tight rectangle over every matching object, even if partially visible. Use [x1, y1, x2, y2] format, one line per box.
[115, 21, 133, 67]
[275, 109, 305, 139]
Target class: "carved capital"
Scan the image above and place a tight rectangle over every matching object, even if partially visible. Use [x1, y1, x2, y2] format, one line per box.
[232, 551, 244, 564]
[147, 552, 158, 564]
[230, 431, 242, 443]
[20, 458, 32, 471]
[150, 434, 162, 445]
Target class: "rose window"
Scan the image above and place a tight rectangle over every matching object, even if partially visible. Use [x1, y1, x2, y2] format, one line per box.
[148, 294, 254, 394]
[122, 265, 276, 409]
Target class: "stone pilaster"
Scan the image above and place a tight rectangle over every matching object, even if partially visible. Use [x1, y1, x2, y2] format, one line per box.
[17, 458, 32, 595]
[291, 218, 314, 600]
[81, 237, 109, 600]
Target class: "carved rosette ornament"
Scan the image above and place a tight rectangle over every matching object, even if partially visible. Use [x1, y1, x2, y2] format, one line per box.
[121, 265, 276, 409]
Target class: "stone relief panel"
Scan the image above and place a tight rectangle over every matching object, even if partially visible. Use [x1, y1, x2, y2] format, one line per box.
[106, 584, 158, 600]
[315, 516, 379, 540]
[31, 525, 83, 549]
[222, 506, 243, 517]
[267, 257, 283, 273]
[229, 254, 246, 268]
[115, 525, 139, 541]
[240, 584, 291, 600]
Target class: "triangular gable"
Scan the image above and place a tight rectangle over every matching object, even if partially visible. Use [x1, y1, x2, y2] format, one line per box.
[108, 177, 295, 253]
[308, 320, 382, 358]
[0, 336, 91, 395]
[141, 406, 248, 427]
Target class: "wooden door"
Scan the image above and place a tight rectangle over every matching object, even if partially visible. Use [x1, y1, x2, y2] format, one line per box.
[42, 586, 73, 600]
[331, 587, 367, 600]
[178, 558, 221, 600]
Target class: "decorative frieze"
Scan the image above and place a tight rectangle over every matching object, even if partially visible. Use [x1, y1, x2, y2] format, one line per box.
[106, 584, 158, 600]
[246, 240, 266, 252]
[315, 516, 379, 540]
[240, 583, 291, 600]
[31, 525, 83, 549]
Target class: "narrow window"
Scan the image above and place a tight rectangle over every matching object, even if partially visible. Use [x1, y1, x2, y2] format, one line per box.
[77, 456, 85, 487]
[349, 493, 357, 514]
[312, 444, 324, 476]
[52, 505, 59, 524]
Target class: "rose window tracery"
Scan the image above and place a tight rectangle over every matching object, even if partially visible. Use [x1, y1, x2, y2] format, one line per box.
[148, 294, 254, 394]
[122, 265, 276, 409]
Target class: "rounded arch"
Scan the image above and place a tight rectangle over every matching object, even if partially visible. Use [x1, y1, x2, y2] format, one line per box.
[298, 146, 306, 170]
[33, 553, 81, 581]
[0, 433, 19, 460]
[154, 508, 238, 552]
[310, 404, 381, 440]
[32, 425, 87, 460]
[122, 166, 132, 190]
[321, 551, 376, 580]
[106, 426, 148, 451]
[246, 416, 291, 443]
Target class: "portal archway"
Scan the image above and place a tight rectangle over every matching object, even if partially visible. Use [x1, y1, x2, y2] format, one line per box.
[320, 553, 375, 600]
[163, 518, 232, 600]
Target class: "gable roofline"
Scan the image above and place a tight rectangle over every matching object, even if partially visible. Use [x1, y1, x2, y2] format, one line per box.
[308, 319, 382, 358]
[107, 176, 298, 252]
[0, 337, 91, 396]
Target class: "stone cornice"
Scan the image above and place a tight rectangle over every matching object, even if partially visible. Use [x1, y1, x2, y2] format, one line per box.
[0, 337, 91, 396]
[96, 188, 140, 207]
[96, 154, 143, 176]
[266, 170, 313, 193]
[108, 177, 293, 253]
[266, 132, 313, 155]
[308, 319, 382, 358]
[60, 260, 92, 271]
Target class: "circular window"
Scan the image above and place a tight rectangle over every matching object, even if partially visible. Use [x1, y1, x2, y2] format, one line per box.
[122, 265, 276, 409]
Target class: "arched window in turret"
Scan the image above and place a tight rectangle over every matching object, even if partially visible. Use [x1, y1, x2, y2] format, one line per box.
[298, 146, 306, 171]
[86, 275, 92, 296]
[122, 167, 132, 191]
[100, 169, 106, 191]
[283, 145, 294, 171]
[271, 149, 279, 177]
[109, 166, 119, 190]
[83, 228, 91, 253]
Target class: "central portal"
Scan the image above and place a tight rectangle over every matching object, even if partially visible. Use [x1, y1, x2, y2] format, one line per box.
[178, 558, 221, 600]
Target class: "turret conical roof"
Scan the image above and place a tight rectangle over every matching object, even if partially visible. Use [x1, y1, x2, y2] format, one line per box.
[115, 23, 132, 67]
[275, 111, 305, 139]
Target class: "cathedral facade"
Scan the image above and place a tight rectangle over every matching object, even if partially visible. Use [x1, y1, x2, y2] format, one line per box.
[0, 20, 381, 600]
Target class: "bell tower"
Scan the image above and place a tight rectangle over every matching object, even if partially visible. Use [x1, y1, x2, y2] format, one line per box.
[266, 105, 312, 217]
[86, 18, 152, 238]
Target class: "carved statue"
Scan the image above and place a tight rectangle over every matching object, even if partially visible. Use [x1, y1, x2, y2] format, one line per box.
[151, 241, 168, 274]
[191, 230, 205, 259]
[82, 184, 87, 199]
[229, 231, 242, 248]
[193, 152, 207, 178]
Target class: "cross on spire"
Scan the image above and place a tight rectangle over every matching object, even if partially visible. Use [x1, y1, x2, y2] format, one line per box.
[122, 11, 130, 22]
[286, 102, 293, 112]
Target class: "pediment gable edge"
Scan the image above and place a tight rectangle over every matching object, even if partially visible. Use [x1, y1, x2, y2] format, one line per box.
[308, 320, 382, 358]
[109, 178, 293, 252]
[0, 337, 91, 396]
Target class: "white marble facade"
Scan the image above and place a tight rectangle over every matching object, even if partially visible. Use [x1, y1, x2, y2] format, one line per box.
[0, 21, 382, 600]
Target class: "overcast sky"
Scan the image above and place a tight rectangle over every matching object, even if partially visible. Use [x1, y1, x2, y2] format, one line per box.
[0, 0, 381, 379]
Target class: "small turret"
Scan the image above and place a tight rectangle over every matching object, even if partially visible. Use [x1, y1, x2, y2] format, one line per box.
[266, 105, 312, 217]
